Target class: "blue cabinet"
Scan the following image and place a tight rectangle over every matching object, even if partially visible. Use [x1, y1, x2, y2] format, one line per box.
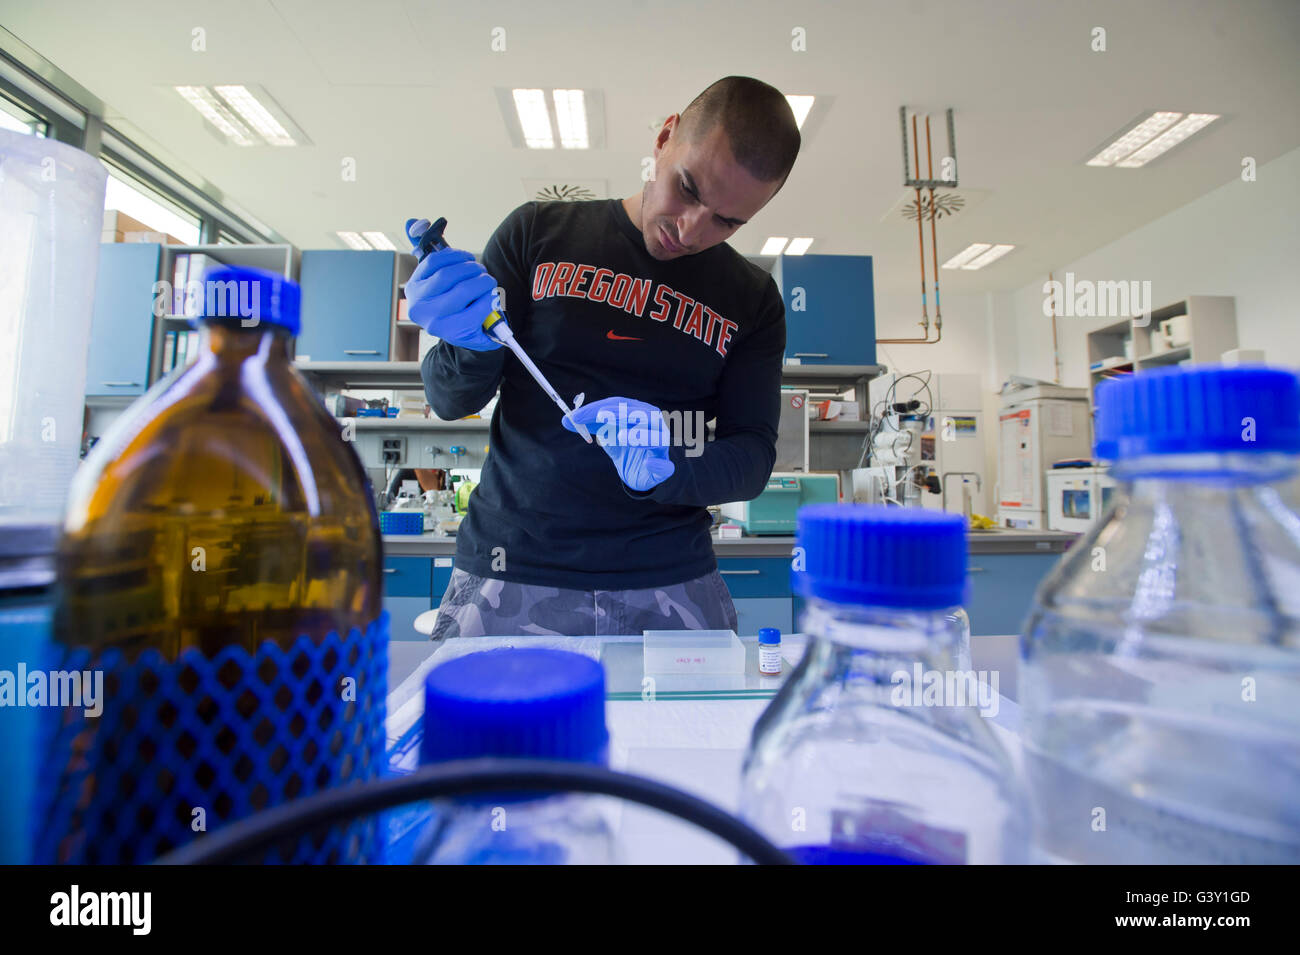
[733, 597, 793, 637]
[297, 250, 394, 361]
[772, 254, 876, 366]
[716, 557, 792, 597]
[718, 557, 793, 636]
[85, 243, 161, 397]
[382, 555, 433, 641]
[384, 596, 432, 641]
[432, 556, 455, 602]
[965, 553, 1061, 636]
[382, 556, 432, 597]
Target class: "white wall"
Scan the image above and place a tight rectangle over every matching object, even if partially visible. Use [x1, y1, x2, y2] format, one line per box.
[1004, 145, 1300, 387]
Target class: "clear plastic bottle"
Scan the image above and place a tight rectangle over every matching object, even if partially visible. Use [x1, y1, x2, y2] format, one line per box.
[741, 505, 1026, 864]
[35, 265, 386, 863]
[1021, 366, 1300, 864]
[415, 648, 617, 864]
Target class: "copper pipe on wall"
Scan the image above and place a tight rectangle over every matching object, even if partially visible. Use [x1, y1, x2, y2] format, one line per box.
[912, 114, 928, 329]
[879, 110, 943, 345]
[1049, 271, 1062, 383]
[925, 115, 942, 328]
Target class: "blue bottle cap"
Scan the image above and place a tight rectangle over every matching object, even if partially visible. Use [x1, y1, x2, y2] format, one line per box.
[195, 264, 301, 336]
[793, 504, 967, 610]
[758, 627, 781, 644]
[1094, 366, 1300, 460]
[421, 649, 608, 765]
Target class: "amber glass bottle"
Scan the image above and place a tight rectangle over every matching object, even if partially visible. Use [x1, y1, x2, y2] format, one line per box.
[34, 265, 387, 863]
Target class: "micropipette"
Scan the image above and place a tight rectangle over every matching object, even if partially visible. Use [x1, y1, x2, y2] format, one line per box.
[412, 217, 593, 443]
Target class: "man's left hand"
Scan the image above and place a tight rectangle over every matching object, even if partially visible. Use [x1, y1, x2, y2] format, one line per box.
[562, 396, 676, 492]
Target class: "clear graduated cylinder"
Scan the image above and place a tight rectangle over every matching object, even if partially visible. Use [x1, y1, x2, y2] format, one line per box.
[742, 596, 1025, 864]
[1021, 449, 1300, 864]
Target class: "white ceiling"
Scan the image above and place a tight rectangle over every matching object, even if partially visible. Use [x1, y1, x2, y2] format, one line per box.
[2, 0, 1298, 295]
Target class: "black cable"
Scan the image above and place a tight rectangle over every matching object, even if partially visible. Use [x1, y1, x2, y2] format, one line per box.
[155, 758, 796, 865]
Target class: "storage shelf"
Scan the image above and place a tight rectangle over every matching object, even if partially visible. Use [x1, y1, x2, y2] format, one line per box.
[347, 416, 490, 430]
[780, 363, 885, 387]
[297, 360, 886, 391]
[296, 360, 424, 387]
[1137, 345, 1191, 367]
[809, 420, 870, 432]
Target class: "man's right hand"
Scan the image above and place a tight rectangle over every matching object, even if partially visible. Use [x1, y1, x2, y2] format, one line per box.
[403, 218, 503, 352]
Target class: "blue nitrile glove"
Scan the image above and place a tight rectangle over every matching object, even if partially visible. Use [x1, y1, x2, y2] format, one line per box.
[563, 396, 677, 492]
[403, 217, 502, 352]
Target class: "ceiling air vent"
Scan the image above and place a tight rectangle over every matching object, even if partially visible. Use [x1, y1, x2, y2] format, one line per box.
[900, 191, 965, 220]
[523, 179, 608, 202]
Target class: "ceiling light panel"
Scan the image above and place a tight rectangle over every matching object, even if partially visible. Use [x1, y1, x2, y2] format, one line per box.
[214, 85, 295, 146]
[1086, 112, 1182, 167]
[361, 231, 396, 251]
[176, 86, 256, 146]
[961, 244, 1015, 270]
[552, 89, 589, 148]
[941, 243, 992, 269]
[785, 237, 814, 255]
[1115, 113, 1219, 167]
[336, 231, 370, 251]
[513, 89, 554, 149]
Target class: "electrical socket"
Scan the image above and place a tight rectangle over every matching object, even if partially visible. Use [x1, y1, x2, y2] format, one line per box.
[381, 437, 406, 465]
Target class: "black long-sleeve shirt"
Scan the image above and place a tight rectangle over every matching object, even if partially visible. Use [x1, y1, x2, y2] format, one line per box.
[422, 198, 785, 589]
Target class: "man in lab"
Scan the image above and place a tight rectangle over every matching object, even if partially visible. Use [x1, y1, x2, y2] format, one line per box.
[407, 76, 800, 640]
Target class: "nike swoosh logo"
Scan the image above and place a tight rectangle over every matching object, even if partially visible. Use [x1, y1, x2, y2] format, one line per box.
[606, 330, 641, 341]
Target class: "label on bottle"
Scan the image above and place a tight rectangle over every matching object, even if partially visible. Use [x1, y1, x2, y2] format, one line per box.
[758, 645, 782, 674]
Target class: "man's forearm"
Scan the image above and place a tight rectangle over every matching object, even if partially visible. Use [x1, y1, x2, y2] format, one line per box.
[421, 341, 506, 421]
[627, 430, 776, 507]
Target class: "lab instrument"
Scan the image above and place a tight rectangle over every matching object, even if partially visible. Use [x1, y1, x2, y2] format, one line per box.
[720, 472, 838, 535]
[995, 382, 1091, 528]
[1044, 464, 1116, 533]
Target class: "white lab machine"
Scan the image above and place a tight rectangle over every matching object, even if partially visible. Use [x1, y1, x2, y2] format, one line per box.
[866, 373, 988, 514]
[996, 383, 1092, 529]
[1045, 466, 1118, 533]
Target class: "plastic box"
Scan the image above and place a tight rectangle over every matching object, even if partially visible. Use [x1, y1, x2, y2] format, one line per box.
[643, 630, 745, 675]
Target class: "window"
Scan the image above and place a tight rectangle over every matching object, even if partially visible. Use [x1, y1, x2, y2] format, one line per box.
[0, 93, 45, 137]
[102, 165, 201, 245]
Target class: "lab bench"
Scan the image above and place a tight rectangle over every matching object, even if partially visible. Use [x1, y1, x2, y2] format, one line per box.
[378, 529, 1076, 641]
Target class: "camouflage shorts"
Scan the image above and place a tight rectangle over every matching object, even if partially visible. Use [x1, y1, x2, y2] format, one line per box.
[429, 567, 739, 641]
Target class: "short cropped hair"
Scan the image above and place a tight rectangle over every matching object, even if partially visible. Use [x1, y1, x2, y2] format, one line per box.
[678, 76, 801, 191]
